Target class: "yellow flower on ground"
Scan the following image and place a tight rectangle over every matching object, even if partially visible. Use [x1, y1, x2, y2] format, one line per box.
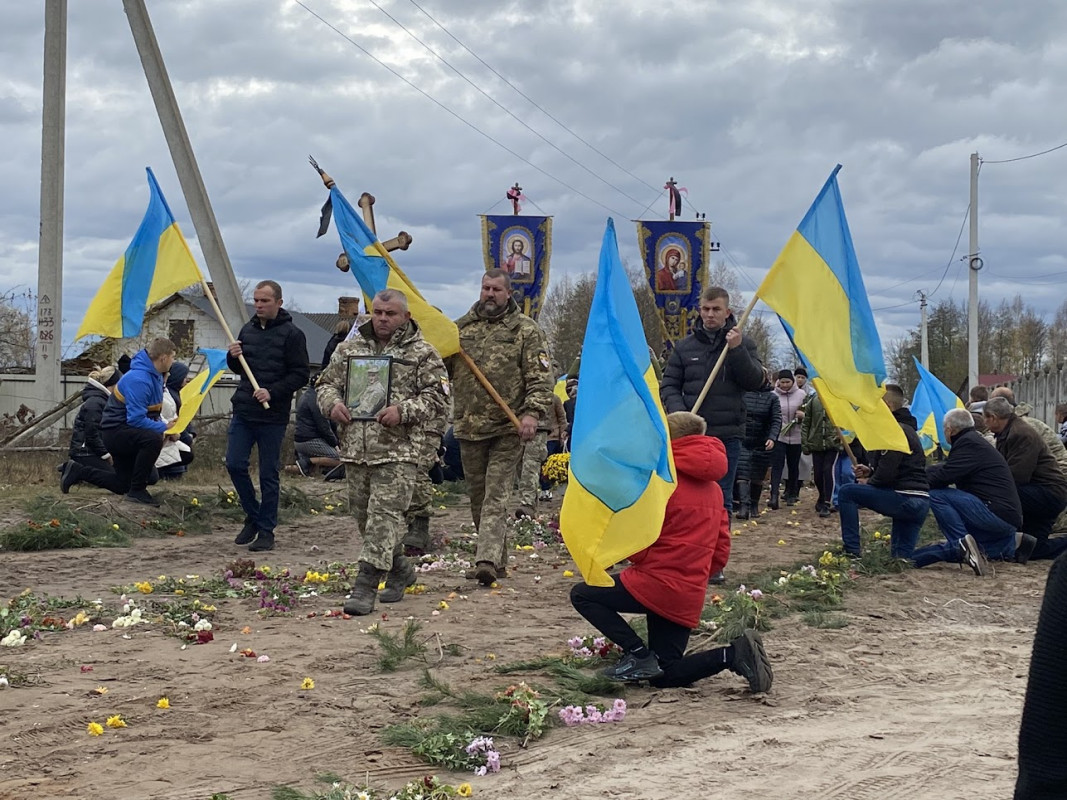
[111, 523, 120, 530]
[873, 531, 882, 539]
[87, 721, 104, 736]
[458, 783, 473, 797]
[105, 714, 127, 729]
[134, 581, 153, 594]
[156, 697, 170, 709]
[562, 570, 575, 578]
[791, 510, 797, 516]
[301, 677, 315, 690]
[325, 504, 335, 511]
[190, 498, 200, 506]
[438, 601, 449, 610]
[777, 539, 786, 546]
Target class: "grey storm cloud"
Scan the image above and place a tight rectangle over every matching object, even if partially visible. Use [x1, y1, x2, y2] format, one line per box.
[1, 0, 1064, 358]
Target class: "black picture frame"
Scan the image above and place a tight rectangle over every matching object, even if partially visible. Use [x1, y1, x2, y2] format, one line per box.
[344, 355, 392, 420]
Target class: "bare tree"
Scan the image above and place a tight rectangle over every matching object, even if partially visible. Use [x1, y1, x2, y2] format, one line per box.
[0, 289, 36, 369]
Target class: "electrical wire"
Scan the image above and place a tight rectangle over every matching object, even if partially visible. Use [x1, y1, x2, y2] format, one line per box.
[293, 0, 632, 218]
[982, 140, 1067, 165]
[364, 0, 650, 210]
[404, 0, 666, 199]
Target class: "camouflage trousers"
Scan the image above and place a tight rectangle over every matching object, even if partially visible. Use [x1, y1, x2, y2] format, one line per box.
[460, 434, 524, 567]
[515, 431, 548, 508]
[403, 440, 440, 552]
[347, 461, 417, 572]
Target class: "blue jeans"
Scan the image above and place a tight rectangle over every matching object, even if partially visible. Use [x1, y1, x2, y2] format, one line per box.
[837, 484, 930, 558]
[717, 437, 741, 513]
[832, 452, 855, 507]
[226, 416, 287, 535]
[912, 488, 1016, 567]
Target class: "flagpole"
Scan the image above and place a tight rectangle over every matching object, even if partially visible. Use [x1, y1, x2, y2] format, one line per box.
[198, 280, 270, 409]
[807, 383, 859, 467]
[690, 294, 759, 413]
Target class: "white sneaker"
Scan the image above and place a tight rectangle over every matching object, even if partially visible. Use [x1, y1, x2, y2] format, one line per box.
[959, 534, 990, 577]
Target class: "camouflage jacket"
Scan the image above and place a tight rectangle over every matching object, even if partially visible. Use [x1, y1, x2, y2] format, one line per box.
[316, 319, 449, 466]
[447, 299, 553, 440]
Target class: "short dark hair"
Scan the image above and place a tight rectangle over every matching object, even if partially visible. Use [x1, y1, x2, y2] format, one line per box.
[256, 280, 282, 301]
[483, 269, 512, 290]
[700, 286, 729, 304]
[969, 385, 989, 403]
[147, 337, 177, 359]
[883, 383, 905, 409]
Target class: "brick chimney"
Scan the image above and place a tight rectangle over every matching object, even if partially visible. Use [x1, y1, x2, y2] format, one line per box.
[338, 296, 361, 317]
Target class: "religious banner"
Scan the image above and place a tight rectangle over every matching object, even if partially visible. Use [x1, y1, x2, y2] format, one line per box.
[635, 219, 711, 344]
[480, 214, 552, 319]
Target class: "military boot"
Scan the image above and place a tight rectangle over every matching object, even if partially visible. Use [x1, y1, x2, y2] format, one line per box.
[749, 481, 764, 516]
[343, 561, 386, 616]
[380, 549, 416, 603]
[402, 515, 431, 558]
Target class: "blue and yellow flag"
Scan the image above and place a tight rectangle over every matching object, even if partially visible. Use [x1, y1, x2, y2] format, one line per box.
[560, 219, 676, 587]
[553, 375, 569, 403]
[76, 168, 204, 340]
[911, 356, 964, 453]
[326, 184, 460, 357]
[758, 166, 908, 452]
[166, 348, 229, 435]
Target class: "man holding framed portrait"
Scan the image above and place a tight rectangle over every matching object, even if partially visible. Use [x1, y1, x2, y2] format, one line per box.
[317, 289, 450, 616]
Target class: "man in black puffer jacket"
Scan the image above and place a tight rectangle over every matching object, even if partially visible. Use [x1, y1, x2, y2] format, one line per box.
[735, 370, 781, 519]
[661, 286, 764, 512]
[837, 384, 929, 558]
[226, 280, 310, 552]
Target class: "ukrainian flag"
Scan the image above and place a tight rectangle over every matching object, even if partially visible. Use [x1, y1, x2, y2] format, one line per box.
[167, 348, 229, 435]
[76, 168, 204, 340]
[327, 184, 460, 357]
[758, 166, 908, 452]
[553, 376, 569, 403]
[911, 356, 964, 453]
[560, 219, 676, 587]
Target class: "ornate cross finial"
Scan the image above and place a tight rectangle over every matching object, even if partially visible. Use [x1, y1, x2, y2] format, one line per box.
[507, 182, 524, 215]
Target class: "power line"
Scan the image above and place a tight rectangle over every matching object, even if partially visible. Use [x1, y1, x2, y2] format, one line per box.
[982, 140, 1067, 165]
[363, 0, 651, 211]
[927, 204, 971, 298]
[292, 1, 632, 218]
[404, 0, 666, 200]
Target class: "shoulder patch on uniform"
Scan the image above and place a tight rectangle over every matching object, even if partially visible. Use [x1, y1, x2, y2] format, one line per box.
[538, 351, 550, 370]
[440, 375, 451, 396]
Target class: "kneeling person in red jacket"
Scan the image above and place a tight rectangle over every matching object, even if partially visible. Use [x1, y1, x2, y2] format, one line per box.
[569, 411, 773, 692]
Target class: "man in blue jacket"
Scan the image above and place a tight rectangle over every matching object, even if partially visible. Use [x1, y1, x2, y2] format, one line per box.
[226, 280, 310, 552]
[660, 286, 764, 513]
[98, 338, 176, 506]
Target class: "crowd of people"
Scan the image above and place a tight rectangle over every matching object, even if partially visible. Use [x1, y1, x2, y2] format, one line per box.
[56, 278, 1067, 705]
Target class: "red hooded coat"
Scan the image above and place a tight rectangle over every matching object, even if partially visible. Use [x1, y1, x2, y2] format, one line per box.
[619, 434, 730, 629]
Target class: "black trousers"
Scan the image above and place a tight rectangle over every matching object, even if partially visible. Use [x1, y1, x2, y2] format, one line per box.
[570, 580, 729, 688]
[1015, 551, 1067, 799]
[70, 454, 125, 495]
[811, 450, 837, 507]
[101, 426, 164, 493]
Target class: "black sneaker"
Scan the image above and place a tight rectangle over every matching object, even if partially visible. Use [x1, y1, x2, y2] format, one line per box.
[708, 569, 726, 585]
[249, 531, 275, 552]
[1015, 532, 1038, 565]
[959, 534, 989, 577]
[728, 630, 773, 693]
[234, 519, 258, 546]
[601, 651, 663, 682]
[124, 489, 160, 506]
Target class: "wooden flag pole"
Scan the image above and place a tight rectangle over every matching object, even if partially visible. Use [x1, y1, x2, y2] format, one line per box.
[690, 293, 760, 414]
[808, 383, 861, 468]
[199, 279, 269, 409]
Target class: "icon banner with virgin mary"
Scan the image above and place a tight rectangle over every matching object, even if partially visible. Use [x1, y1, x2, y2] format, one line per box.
[635, 220, 711, 344]
[480, 215, 552, 319]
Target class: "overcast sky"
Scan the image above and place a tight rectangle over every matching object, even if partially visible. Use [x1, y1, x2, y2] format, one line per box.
[2, 0, 1065, 363]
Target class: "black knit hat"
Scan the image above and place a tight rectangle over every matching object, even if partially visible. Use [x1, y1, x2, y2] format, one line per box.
[793, 366, 808, 378]
[777, 369, 794, 381]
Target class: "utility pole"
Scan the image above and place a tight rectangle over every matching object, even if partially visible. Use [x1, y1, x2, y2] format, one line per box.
[967, 152, 982, 392]
[122, 0, 247, 335]
[34, 0, 67, 417]
[918, 290, 929, 369]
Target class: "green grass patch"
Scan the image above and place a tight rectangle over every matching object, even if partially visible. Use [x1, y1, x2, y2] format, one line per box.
[802, 610, 849, 629]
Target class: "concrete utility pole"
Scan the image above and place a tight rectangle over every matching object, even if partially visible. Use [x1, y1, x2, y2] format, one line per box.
[967, 152, 982, 392]
[34, 0, 67, 415]
[918, 290, 929, 369]
[122, 0, 247, 335]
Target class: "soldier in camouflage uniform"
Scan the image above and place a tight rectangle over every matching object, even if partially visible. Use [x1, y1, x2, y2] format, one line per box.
[403, 396, 451, 556]
[515, 431, 549, 514]
[317, 289, 449, 615]
[447, 269, 553, 586]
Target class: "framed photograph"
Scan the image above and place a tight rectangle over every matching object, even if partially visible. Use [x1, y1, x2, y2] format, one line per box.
[344, 355, 392, 420]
